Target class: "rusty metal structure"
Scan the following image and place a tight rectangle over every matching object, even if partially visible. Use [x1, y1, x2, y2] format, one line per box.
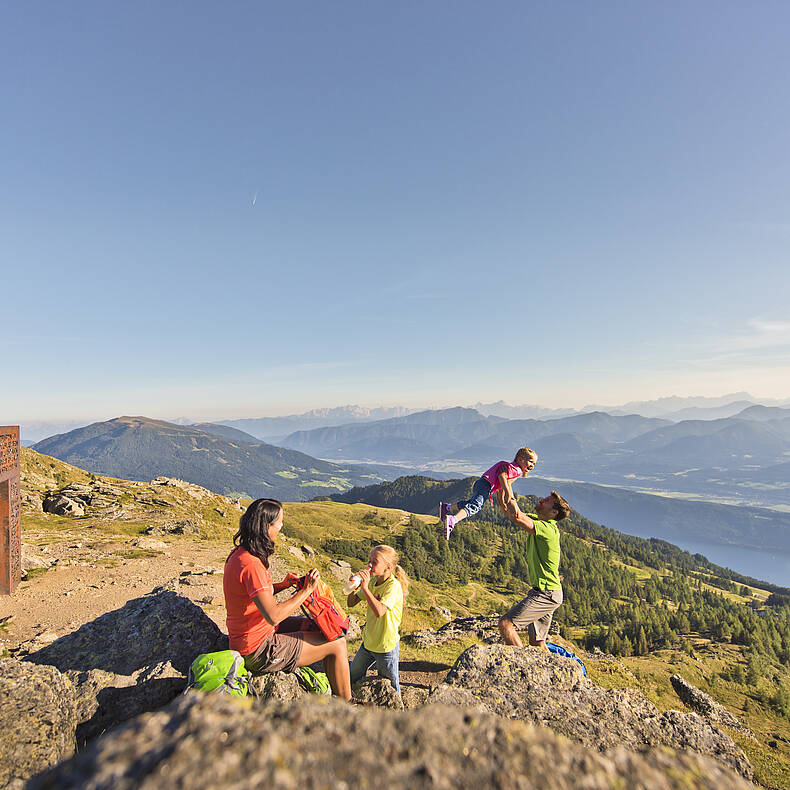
[1, 426, 21, 595]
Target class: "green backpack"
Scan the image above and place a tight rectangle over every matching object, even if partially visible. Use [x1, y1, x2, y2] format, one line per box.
[295, 666, 331, 695]
[186, 650, 250, 698]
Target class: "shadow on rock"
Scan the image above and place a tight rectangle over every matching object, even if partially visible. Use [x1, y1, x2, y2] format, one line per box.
[24, 583, 227, 675]
[68, 663, 186, 748]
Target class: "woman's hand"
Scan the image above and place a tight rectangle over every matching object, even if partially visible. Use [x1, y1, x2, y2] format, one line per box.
[303, 568, 320, 593]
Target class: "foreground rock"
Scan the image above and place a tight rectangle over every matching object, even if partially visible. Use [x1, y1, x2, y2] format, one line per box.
[431, 644, 753, 780]
[670, 674, 753, 736]
[30, 693, 753, 790]
[25, 585, 227, 675]
[67, 662, 186, 747]
[353, 677, 403, 709]
[248, 671, 305, 702]
[0, 660, 77, 788]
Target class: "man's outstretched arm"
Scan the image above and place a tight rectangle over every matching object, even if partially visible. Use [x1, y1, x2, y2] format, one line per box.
[507, 506, 535, 534]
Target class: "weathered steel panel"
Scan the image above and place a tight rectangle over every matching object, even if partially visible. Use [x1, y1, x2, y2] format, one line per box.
[0, 426, 21, 595]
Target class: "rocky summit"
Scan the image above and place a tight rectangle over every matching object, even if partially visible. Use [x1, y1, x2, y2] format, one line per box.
[30, 693, 754, 790]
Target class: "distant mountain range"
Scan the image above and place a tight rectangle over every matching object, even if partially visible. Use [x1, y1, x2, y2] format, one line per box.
[20, 393, 790, 445]
[216, 405, 418, 442]
[275, 405, 790, 509]
[32, 416, 397, 501]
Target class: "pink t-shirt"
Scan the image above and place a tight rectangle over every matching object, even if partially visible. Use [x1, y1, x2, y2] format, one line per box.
[482, 461, 523, 494]
[223, 546, 275, 655]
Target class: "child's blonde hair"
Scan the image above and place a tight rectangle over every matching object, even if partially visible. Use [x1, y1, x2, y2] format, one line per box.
[514, 447, 538, 467]
[371, 544, 409, 598]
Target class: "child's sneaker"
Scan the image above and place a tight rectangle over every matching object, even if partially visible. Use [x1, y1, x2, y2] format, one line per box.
[439, 502, 451, 521]
[443, 514, 456, 541]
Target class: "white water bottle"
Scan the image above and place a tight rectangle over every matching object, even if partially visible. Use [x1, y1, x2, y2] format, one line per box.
[342, 573, 362, 595]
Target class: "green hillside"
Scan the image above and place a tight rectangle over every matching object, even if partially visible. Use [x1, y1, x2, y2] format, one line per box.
[325, 474, 790, 573]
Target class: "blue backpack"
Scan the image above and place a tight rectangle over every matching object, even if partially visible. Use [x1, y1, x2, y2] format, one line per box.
[546, 642, 587, 676]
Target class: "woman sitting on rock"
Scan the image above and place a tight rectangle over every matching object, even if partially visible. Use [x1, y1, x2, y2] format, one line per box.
[223, 498, 351, 700]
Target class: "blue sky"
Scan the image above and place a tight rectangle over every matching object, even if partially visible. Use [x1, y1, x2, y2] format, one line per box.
[2, 2, 789, 422]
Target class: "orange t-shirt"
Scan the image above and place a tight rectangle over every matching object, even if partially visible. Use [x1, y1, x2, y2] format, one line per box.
[223, 546, 275, 654]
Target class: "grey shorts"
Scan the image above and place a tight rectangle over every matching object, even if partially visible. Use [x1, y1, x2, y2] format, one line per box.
[504, 587, 563, 642]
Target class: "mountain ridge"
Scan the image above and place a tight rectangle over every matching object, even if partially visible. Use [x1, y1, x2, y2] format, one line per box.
[32, 416, 391, 501]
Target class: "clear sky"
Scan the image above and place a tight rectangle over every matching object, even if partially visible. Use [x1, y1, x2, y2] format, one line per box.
[2, 2, 789, 422]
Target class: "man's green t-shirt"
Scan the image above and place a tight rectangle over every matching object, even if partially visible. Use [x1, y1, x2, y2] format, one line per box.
[526, 513, 562, 590]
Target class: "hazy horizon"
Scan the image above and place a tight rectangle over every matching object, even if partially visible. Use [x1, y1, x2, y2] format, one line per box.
[12, 390, 790, 433]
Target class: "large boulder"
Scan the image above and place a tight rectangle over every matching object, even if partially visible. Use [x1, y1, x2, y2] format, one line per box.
[0, 659, 77, 787]
[433, 644, 753, 780]
[248, 672, 305, 702]
[25, 584, 227, 675]
[42, 494, 84, 516]
[352, 677, 403, 709]
[30, 693, 753, 789]
[66, 661, 186, 747]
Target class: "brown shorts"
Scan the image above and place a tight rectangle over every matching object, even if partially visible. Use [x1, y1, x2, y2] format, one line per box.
[243, 631, 304, 675]
[504, 587, 563, 642]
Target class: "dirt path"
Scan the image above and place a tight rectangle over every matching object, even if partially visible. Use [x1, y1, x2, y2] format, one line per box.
[1, 532, 264, 656]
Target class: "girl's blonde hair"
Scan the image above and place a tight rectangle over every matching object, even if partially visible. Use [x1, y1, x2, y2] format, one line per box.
[514, 447, 538, 466]
[371, 544, 409, 598]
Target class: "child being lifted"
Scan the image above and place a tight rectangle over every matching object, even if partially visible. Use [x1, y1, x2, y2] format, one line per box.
[439, 447, 538, 540]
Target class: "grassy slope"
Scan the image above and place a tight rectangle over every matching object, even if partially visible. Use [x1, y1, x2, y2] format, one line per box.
[18, 448, 790, 788]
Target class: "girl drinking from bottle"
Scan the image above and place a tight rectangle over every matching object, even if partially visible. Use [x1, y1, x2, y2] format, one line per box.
[346, 544, 409, 696]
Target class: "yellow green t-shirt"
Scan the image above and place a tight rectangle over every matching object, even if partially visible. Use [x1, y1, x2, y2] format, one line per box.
[525, 513, 562, 591]
[359, 575, 403, 653]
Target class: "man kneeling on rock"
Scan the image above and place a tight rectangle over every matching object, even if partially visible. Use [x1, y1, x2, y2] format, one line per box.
[498, 491, 571, 651]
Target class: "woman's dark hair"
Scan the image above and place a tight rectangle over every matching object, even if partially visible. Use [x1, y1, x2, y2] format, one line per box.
[233, 498, 282, 568]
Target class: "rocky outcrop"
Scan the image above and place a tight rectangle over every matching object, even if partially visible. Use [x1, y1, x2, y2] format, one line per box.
[670, 674, 753, 736]
[431, 644, 752, 780]
[150, 476, 213, 499]
[145, 519, 200, 536]
[21, 544, 53, 571]
[248, 672, 305, 702]
[353, 677, 403, 709]
[42, 494, 85, 516]
[66, 661, 186, 747]
[404, 615, 501, 647]
[0, 659, 77, 787]
[30, 692, 754, 790]
[25, 585, 227, 675]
